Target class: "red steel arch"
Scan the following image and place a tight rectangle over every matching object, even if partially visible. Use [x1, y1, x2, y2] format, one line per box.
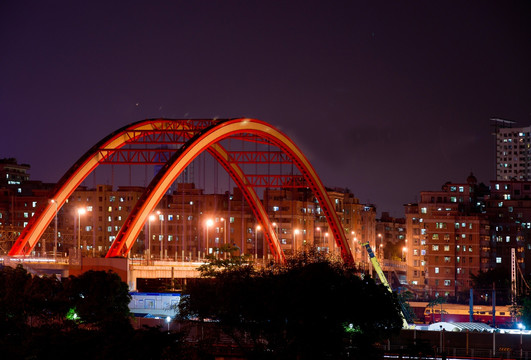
[106, 118, 353, 263]
[9, 118, 353, 264]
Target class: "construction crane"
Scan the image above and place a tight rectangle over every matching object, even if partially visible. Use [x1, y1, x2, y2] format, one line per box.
[361, 241, 411, 329]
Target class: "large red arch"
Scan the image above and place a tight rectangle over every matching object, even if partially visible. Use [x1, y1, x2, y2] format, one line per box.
[106, 118, 353, 263]
[9, 118, 353, 264]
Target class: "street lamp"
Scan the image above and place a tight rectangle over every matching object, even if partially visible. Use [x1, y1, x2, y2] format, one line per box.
[272, 222, 279, 260]
[205, 218, 214, 258]
[324, 232, 329, 253]
[50, 199, 58, 260]
[351, 231, 356, 263]
[148, 214, 155, 261]
[294, 229, 300, 253]
[316, 227, 321, 248]
[402, 247, 407, 262]
[255, 225, 261, 259]
[157, 211, 164, 260]
[166, 316, 171, 333]
[378, 233, 383, 259]
[77, 208, 86, 258]
[220, 217, 227, 246]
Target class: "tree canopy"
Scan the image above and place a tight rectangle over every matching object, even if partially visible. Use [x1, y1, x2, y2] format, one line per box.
[179, 249, 403, 359]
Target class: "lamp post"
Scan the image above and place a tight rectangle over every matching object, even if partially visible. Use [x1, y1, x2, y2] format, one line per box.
[205, 218, 214, 259]
[157, 211, 164, 260]
[220, 217, 227, 246]
[351, 231, 356, 263]
[316, 227, 321, 248]
[378, 233, 382, 259]
[324, 232, 329, 253]
[272, 222, 279, 260]
[166, 316, 171, 333]
[294, 229, 300, 254]
[148, 214, 155, 262]
[255, 225, 261, 259]
[77, 208, 86, 258]
[51, 199, 58, 260]
[402, 247, 407, 262]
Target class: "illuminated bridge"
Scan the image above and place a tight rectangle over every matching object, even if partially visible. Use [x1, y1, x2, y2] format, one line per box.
[6, 119, 356, 286]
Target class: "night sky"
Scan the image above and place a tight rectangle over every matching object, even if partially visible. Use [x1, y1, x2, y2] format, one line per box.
[1, 1, 530, 217]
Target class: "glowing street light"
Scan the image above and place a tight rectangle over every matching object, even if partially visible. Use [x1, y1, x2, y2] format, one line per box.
[50, 199, 58, 260]
[147, 214, 155, 261]
[351, 231, 356, 262]
[316, 227, 322, 247]
[166, 316, 171, 333]
[205, 218, 214, 258]
[220, 217, 227, 246]
[402, 246, 407, 262]
[378, 233, 383, 259]
[294, 228, 300, 253]
[255, 225, 261, 259]
[77, 208, 86, 258]
[157, 210, 164, 259]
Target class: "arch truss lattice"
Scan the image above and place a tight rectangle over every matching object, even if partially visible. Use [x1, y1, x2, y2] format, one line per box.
[9, 118, 353, 264]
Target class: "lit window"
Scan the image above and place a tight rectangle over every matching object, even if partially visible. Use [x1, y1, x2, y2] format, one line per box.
[432, 245, 439, 251]
[435, 267, 439, 274]
[444, 280, 451, 286]
[421, 207, 427, 214]
[444, 245, 450, 251]
[496, 257, 502, 264]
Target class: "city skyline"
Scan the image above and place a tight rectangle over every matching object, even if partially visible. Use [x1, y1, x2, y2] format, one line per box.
[1, 1, 530, 217]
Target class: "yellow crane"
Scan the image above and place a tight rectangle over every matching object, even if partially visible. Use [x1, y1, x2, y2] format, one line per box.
[361, 242, 411, 329]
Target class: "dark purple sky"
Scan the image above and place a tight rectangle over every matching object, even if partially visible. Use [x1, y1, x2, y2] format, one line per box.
[1, 1, 530, 217]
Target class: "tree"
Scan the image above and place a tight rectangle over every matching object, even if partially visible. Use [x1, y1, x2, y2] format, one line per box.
[0, 265, 33, 330]
[179, 249, 403, 359]
[61, 270, 132, 330]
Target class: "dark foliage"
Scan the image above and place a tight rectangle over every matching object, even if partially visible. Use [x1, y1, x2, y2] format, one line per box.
[61, 270, 132, 330]
[0, 266, 189, 359]
[179, 249, 403, 359]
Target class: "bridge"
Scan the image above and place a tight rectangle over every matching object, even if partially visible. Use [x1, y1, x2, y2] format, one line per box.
[3, 118, 373, 288]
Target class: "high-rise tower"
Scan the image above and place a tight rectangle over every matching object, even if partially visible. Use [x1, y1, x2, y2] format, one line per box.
[492, 118, 531, 181]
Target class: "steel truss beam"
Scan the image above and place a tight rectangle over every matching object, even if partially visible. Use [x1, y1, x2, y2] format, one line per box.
[227, 150, 292, 164]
